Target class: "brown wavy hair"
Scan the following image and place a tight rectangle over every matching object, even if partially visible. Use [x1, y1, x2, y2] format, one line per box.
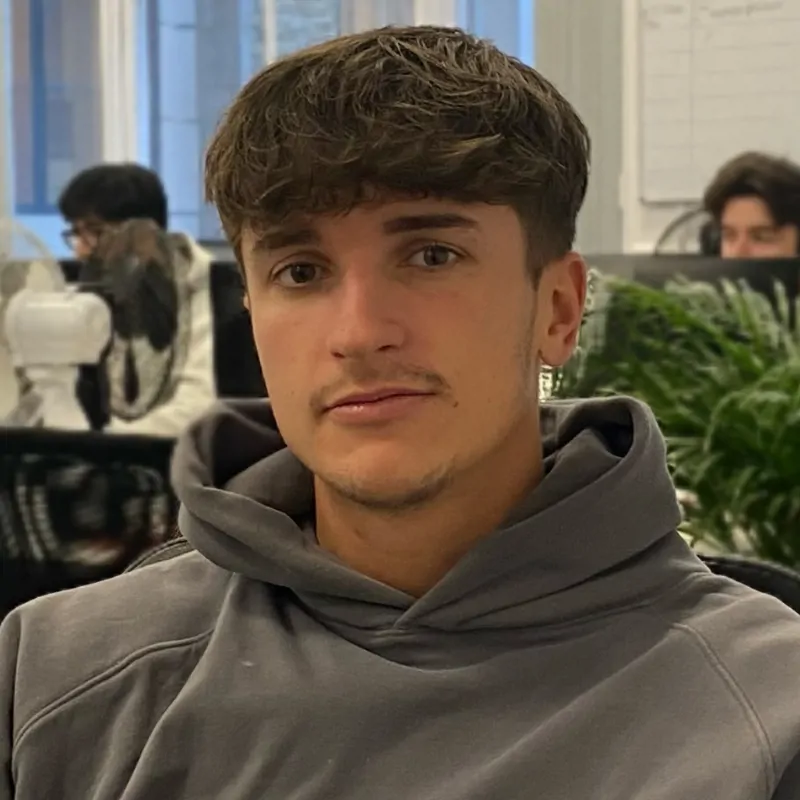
[703, 152, 800, 230]
[205, 25, 590, 274]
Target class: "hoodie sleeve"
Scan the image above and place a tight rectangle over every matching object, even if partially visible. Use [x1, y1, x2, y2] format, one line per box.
[105, 274, 217, 438]
[0, 614, 21, 800]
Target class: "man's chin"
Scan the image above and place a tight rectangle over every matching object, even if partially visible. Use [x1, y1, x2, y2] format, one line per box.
[314, 459, 454, 513]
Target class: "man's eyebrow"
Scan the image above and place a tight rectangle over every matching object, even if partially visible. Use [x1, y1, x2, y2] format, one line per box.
[382, 213, 479, 234]
[253, 226, 321, 252]
[721, 224, 775, 232]
[250, 213, 478, 253]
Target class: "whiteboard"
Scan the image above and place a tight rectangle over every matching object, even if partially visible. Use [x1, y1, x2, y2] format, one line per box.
[638, 0, 800, 203]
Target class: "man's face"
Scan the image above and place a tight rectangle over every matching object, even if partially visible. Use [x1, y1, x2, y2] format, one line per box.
[241, 199, 585, 510]
[720, 196, 799, 259]
[63, 218, 108, 259]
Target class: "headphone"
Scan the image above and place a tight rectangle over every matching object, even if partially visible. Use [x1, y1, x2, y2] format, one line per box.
[653, 207, 718, 255]
[698, 219, 721, 256]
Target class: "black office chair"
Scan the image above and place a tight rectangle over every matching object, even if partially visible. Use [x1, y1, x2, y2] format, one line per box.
[209, 261, 266, 398]
[1, 427, 177, 618]
[700, 554, 800, 614]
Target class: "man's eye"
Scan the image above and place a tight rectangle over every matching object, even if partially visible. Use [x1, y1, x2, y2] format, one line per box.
[408, 244, 459, 269]
[754, 229, 776, 243]
[274, 263, 322, 287]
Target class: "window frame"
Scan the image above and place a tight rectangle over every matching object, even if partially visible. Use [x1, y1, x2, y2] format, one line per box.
[12, 0, 51, 214]
[1, 0, 137, 220]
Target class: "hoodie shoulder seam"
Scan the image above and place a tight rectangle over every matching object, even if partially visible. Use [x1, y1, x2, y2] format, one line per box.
[667, 619, 775, 798]
[12, 629, 213, 755]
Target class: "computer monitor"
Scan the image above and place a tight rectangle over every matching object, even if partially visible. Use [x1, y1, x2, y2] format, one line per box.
[584, 255, 799, 326]
[585, 254, 799, 291]
[628, 255, 799, 296]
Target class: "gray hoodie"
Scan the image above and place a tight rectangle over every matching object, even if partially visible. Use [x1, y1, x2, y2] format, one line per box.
[2, 396, 800, 799]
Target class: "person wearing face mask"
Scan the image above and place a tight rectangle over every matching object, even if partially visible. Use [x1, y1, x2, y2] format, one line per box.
[703, 152, 800, 259]
[56, 164, 216, 436]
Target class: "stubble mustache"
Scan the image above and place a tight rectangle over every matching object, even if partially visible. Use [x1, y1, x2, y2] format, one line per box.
[309, 361, 450, 417]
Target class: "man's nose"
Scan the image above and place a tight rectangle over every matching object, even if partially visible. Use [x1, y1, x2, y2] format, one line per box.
[325, 273, 407, 360]
[724, 238, 751, 259]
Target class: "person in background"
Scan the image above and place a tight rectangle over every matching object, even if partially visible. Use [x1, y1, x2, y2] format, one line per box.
[57, 163, 216, 436]
[2, 26, 800, 800]
[703, 151, 800, 258]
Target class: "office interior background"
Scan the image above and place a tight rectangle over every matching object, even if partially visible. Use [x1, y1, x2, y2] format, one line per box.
[1, 0, 798, 257]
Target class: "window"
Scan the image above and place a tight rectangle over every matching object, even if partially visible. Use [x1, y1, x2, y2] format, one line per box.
[138, 0, 268, 241]
[459, 0, 535, 64]
[10, 0, 103, 216]
[139, 0, 427, 242]
[141, 0, 348, 242]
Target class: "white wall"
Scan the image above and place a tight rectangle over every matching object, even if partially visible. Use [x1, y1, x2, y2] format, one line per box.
[620, 0, 696, 253]
[535, 0, 624, 255]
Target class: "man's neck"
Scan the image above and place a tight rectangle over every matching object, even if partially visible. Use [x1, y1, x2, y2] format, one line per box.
[314, 431, 543, 598]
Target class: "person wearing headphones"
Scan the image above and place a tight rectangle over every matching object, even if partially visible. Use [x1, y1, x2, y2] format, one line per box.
[703, 152, 800, 259]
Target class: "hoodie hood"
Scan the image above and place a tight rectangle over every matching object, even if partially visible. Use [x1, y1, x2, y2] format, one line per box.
[173, 396, 685, 634]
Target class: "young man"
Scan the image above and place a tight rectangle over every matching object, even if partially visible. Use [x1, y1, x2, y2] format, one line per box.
[2, 27, 800, 799]
[703, 152, 800, 258]
[57, 163, 216, 436]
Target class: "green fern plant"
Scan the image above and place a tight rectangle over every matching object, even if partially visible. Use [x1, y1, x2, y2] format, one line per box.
[552, 274, 800, 567]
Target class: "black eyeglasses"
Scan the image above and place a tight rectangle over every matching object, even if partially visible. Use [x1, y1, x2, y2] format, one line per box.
[61, 228, 79, 248]
[61, 224, 106, 249]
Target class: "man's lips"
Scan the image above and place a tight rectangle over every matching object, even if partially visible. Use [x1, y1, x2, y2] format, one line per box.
[325, 388, 433, 410]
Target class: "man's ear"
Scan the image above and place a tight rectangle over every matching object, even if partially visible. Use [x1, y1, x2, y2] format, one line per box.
[536, 252, 586, 369]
